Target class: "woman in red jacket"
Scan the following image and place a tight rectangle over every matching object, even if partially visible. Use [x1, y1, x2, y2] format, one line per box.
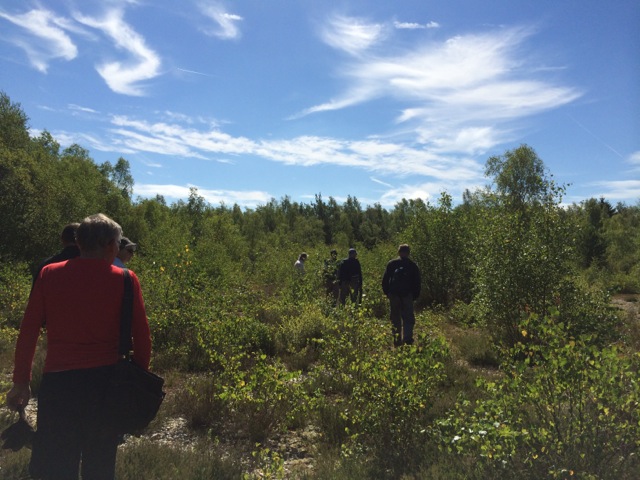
[6, 213, 152, 480]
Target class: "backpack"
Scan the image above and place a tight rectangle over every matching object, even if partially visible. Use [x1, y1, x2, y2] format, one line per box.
[389, 264, 411, 294]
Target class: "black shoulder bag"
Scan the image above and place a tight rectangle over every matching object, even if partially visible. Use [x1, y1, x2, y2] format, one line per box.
[104, 268, 165, 435]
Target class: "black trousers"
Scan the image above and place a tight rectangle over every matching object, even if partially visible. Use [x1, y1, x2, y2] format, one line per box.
[31, 366, 120, 480]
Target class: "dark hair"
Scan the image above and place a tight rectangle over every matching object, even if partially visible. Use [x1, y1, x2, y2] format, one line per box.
[60, 223, 80, 244]
[398, 244, 410, 254]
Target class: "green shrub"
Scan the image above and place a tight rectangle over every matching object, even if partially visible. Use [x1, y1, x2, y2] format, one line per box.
[446, 324, 499, 368]
[273, 303, 328, 354]
[554, 277, 623, 345]
[174, 352, 309, 443]
[0, 327, 19, 369]
[342, 332, 449, 474]
[116, 438, 242, 480]
[218, 354, 308, 442]
[439, 312, 640, 479]
[446, 300, 482, 327]
[0, 262, 30, 329]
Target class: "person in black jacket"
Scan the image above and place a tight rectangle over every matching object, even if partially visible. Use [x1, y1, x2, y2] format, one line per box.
[32, 223, 80, 290]
[381, 244, 421, 346]
[338, 248, 362, 305]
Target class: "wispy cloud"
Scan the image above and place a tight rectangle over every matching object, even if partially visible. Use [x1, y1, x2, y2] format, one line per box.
[379, 182, 445, 206]
[74, 8, 161, 96]
[303, 24, 582, 156]
[320, 14, 385, 55]
[69, 114, 484, 186]
[379, 179, 485, 207]
[591, 180, 640, 201]
[627, 151, 640, 167]
[198, 3, 243, 40]
[50, 110, 487, 206]
[0, 7, 79, 72]
[566, 114, 624, 159]
[394, 20, 440, 30]
[175, 66, 218, 77]
[68, 104, 99, 114]
[370, 177, 394, 188]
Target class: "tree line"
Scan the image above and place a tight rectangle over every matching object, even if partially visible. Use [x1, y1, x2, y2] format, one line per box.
[2, 91, 637, 304]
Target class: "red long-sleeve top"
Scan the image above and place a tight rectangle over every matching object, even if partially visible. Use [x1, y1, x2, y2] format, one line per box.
[13, 258, 152, 384]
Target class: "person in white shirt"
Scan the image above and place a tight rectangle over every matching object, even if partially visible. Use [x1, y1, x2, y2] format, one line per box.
[294, 252, 307, 274]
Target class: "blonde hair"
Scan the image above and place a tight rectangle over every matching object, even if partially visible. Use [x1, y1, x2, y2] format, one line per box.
[76, 214, 122, 252]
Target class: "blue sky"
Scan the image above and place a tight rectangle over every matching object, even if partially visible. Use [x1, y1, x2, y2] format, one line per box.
[1, 0, 638, 209]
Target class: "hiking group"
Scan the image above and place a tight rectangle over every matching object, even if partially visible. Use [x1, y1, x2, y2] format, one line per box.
[6, 224, 420, 479]
[300, 243, 422, 347]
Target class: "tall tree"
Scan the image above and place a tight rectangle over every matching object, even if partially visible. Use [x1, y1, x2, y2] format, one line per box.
[485, 144, 547, 209]
[0, 91, 30, 150]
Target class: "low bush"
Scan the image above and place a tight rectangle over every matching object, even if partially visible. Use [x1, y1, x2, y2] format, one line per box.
[116, 438, 242, 480]
[439, 311, 640, 479]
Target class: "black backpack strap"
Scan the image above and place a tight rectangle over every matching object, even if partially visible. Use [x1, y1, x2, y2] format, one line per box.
[119, 268, 134, 358]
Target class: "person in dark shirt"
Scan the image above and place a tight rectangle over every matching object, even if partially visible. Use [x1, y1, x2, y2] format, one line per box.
[338, 248, 362, 305]
[323, 249, 340, 302]
[381, 244, 421, 346]
[32, 223, 80, 290]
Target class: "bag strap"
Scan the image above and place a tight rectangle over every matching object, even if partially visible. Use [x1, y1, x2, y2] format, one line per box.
[119, 268, 134, 358]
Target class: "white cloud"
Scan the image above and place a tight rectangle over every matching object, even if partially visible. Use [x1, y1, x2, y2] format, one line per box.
[74, 8, 161, 96]
[320, 14, 385, 55]
[198, 3, 243, 40]
[394, 20, 440, 30]
[175, 67, 218, 77]
[301, 25, 581, 156]
[109, 115, 255, 156]
[53, 110, 489, 207]
[134, 183, 271, 207]
[628, 151, 640, 167]
[415, 125, 511, 155]
[591, 180, 640, 201]
[0, 8, 78, 72]
[370, 177, 394, 188]
[68, 104, 99, 114]
[378, 179, 485, 207]
[379, 182, 442, 206]
[91, 114, 485, 184]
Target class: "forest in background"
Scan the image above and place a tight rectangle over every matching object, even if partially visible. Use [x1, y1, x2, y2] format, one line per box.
[1, 91, 639, 479]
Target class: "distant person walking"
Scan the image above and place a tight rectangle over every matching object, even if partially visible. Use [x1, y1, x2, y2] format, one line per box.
[382, 244, 421, 347]
[338, 248, 362, 305]
[32, 223, 80, 289]
[113, 237, 137, 268]
[294, 252, 308, 274]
